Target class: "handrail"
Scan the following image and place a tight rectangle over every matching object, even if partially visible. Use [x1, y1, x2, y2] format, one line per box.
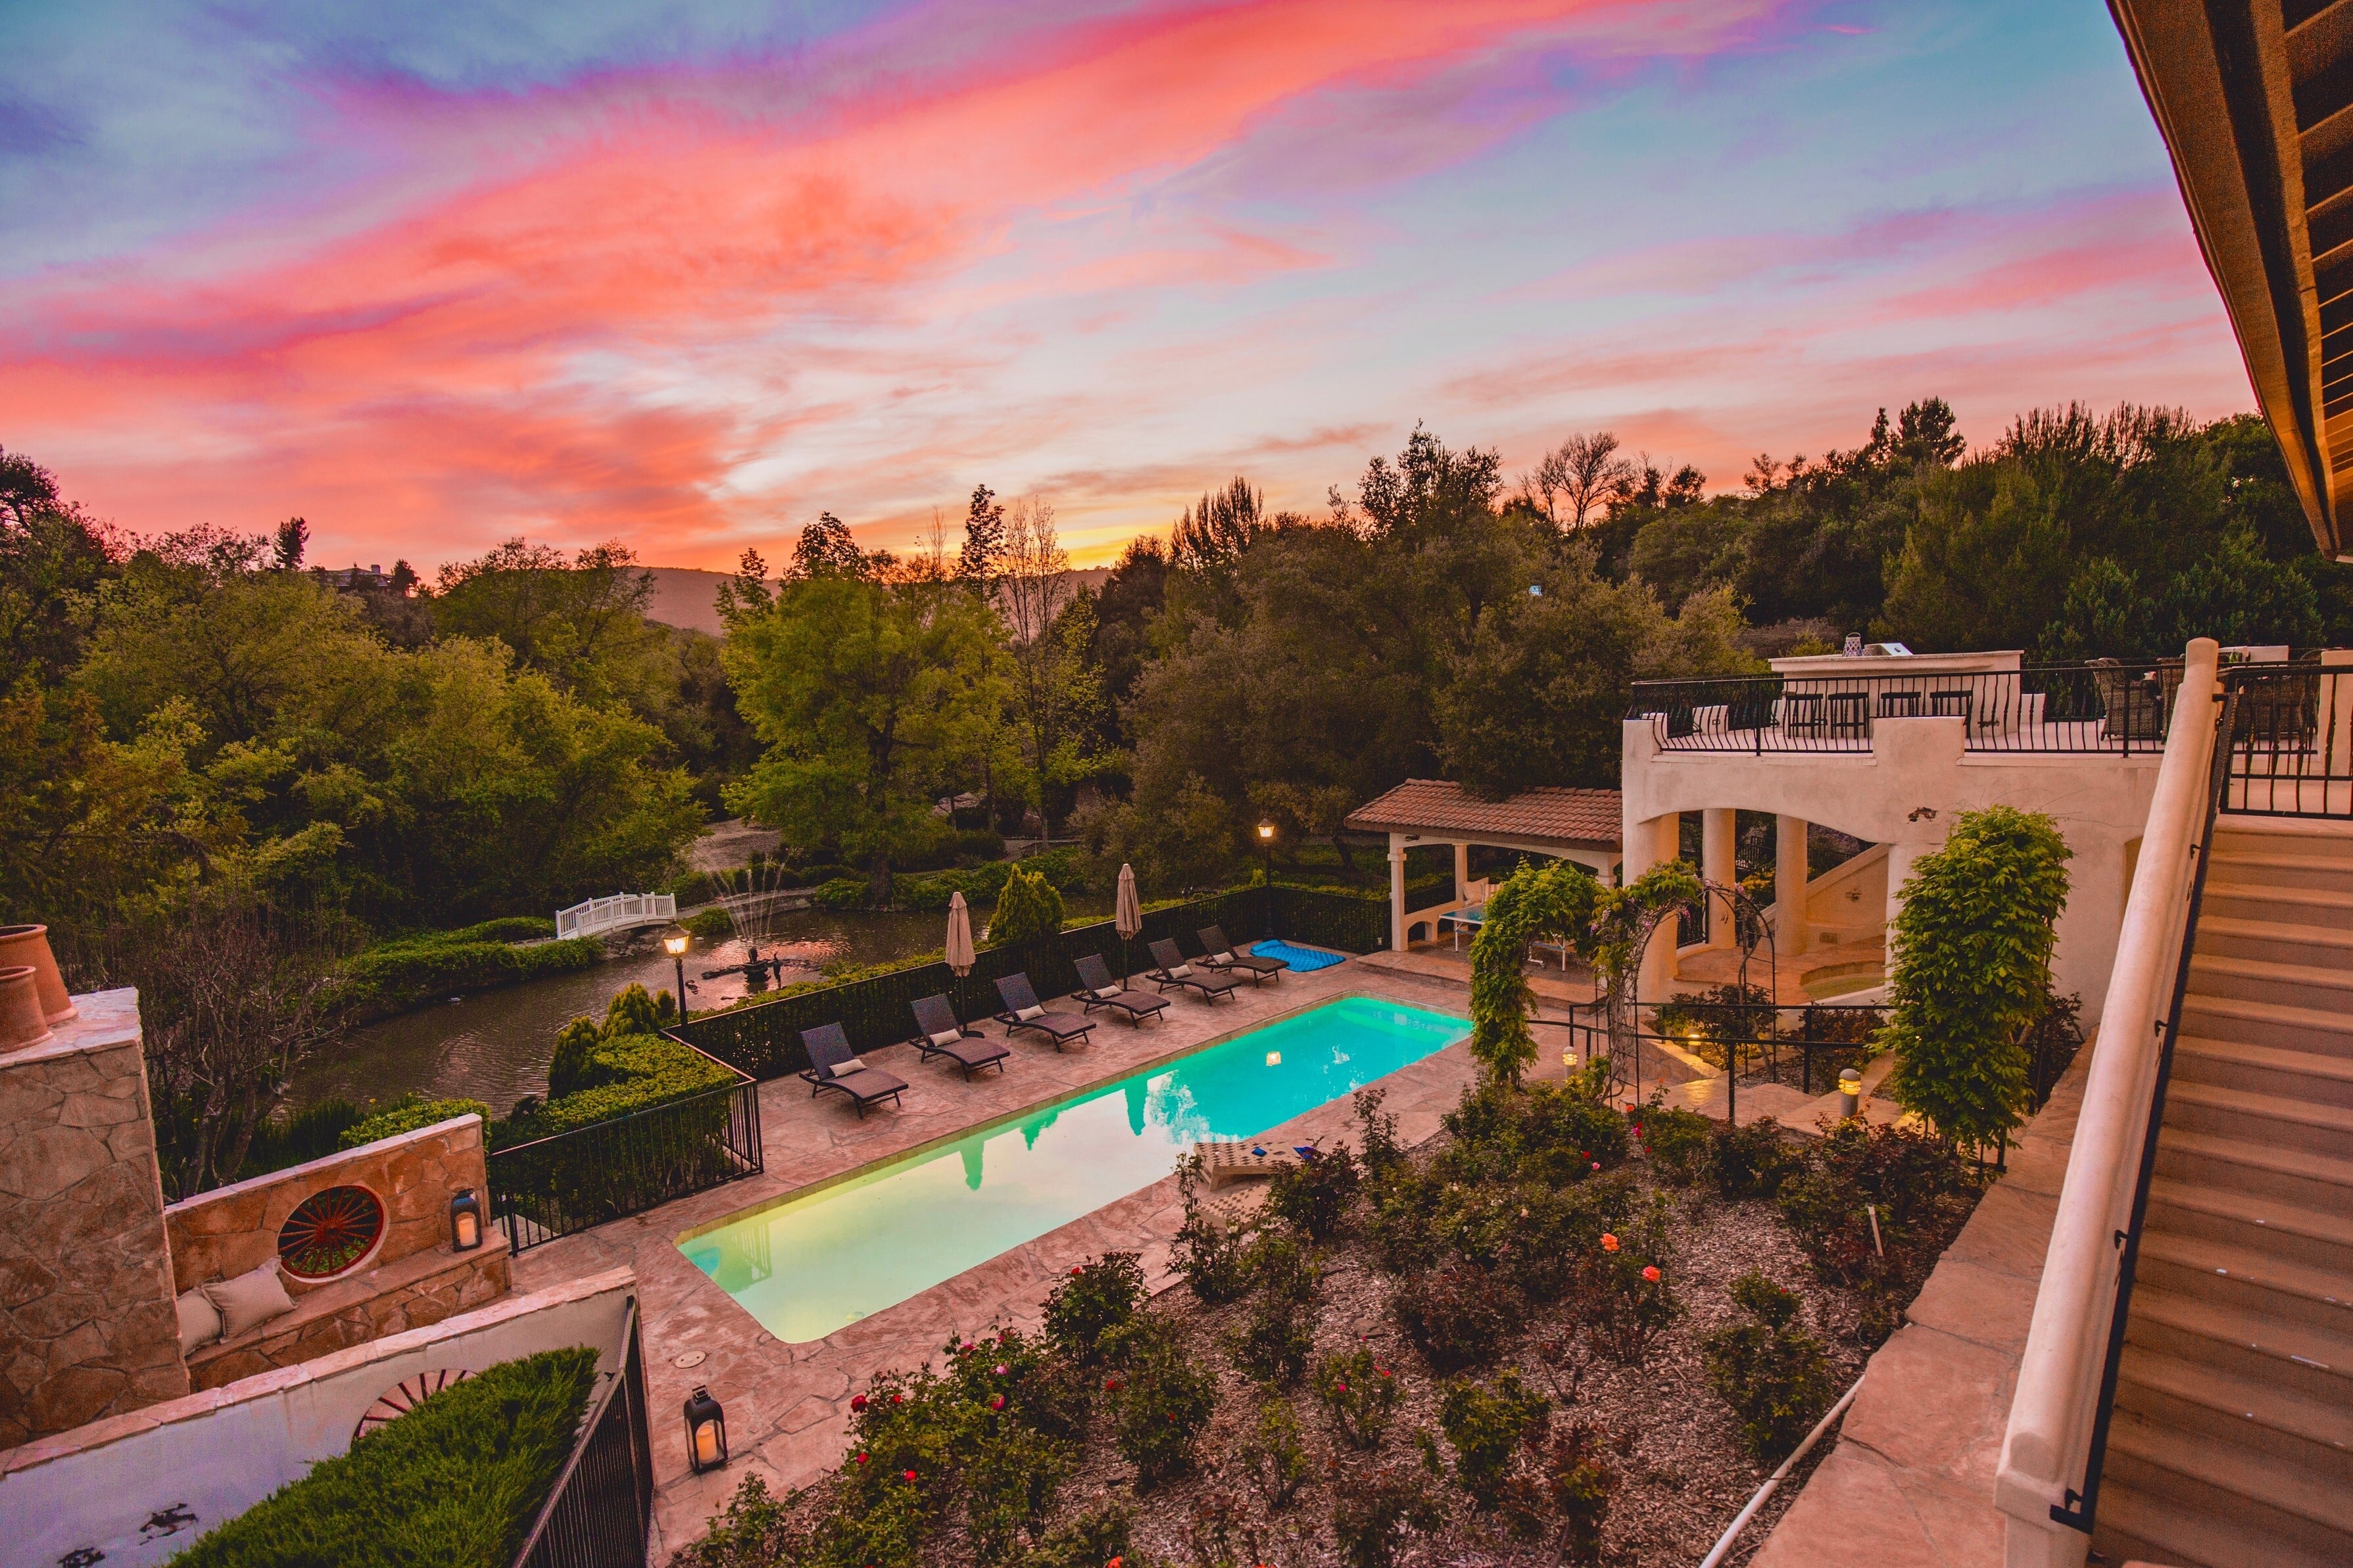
[1993, 638, 2221, 1567]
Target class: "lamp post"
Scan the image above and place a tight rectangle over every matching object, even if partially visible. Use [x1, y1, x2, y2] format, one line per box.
[1257, 820, 1276, 938]
[664, 932, 689, 1022]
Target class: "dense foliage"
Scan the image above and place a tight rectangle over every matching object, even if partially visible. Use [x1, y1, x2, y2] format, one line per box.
[167, 1349, 598, 1568]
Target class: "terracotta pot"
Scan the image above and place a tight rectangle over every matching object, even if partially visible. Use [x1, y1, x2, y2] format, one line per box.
[0, 966, 52, 1053]
[0, 924, 75, 1025]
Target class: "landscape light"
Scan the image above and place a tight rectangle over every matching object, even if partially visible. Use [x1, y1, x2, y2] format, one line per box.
[685, 1385, 729, 1473]
[448, 1188, 483, 1252]
[1257, 821, 1275, 841]
[665, 932, 691, 1022]
[664, 934, 689, 956]
[1266, 1051, 1281, 1067]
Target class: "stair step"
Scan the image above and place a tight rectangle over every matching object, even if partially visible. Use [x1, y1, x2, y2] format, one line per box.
[2115, 1344, 2353, 1479]
[2204, 849, 2353, 893]
[2194, 913, 2353, 970]
[2174, 992, 2353, 1053]
[2154, 1127, 2353, 1214]
[2126, 1281, 2353, 1404]
[2135, 1229, 2353, 1335]
[2148, 1172, 2353, 1276]
[2097, 1429, 2353, 1568]
[2212, 822, 2353, 861]
[2187, 952, 2353, 1013]
[2167, 1078, 2353, 1157]
[2200, 880, 2353, 934]
[2173, 1035, 2353, 1108]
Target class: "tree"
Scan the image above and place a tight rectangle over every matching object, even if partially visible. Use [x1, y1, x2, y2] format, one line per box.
[959, 484, 1007, 585]
[1881, 806, 2072, 1154]
[997, 496, 1105, 836]
[986, 863, 1065, 949]
[1523, 431, 1636, 529]
[272, 515, 309, 571]
[724, 567, 1007, 905]
[434, 538, 673, 715]
[0, 444, 119, 690]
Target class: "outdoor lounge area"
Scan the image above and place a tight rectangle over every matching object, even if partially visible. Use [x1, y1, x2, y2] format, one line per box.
[1346, 778, 1624, 953]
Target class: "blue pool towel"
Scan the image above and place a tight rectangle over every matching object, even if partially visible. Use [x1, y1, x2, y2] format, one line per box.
[1248, 938, 1344, 973]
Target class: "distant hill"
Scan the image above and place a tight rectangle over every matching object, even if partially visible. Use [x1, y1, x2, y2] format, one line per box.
[640, 565, 1113, 636]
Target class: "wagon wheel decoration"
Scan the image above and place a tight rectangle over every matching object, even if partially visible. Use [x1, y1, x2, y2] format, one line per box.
[353, 1368, 473, 1442]
[277, 1185, 385, 1280]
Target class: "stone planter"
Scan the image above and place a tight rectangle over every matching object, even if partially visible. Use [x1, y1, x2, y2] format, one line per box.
[0, 964, 53, 1052]
[0, 923, 76, 1025]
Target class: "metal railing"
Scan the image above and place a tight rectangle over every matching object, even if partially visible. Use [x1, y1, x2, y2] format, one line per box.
[1629, 661, 2185, 755]
[487, 1057, 763, 1251]
[554, 891, 678, 940]
[510, 1300, 655, 1568]
[2218, 660, 2353, 817]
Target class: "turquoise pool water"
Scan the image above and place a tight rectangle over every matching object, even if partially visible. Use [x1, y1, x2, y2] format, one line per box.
[679, 995, 1467, 1342]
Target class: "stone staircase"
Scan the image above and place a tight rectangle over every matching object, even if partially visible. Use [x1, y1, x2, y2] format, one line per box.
[2093, 819, 2353, 1568]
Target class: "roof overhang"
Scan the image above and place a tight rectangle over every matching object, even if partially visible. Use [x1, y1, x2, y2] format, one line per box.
[2110, 0, 2350, 557]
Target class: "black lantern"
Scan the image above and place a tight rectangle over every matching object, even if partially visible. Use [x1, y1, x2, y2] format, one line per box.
[685, 1385, 728, 1473]
[448, 1187, 484, 1252]
[664, 932, 690, 1022]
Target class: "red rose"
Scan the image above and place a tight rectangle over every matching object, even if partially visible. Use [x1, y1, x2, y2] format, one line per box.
[850, 1394, 867, 1412]
[855, 1452, 867, 1465]
[1643, 1264, 1662, 1283]
[989, 1393, 1006, 1411]
[1601, 1233, 1620, 1252]
[904, 1469, 918, 1483]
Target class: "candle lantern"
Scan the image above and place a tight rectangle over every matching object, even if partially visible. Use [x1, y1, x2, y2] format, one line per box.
[448, 1188, 484, 1252]
[685, 1385, 728, 1473]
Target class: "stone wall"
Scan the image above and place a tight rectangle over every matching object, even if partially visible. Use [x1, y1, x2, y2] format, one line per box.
[186, 1247, 509, 1390]
[0, 989, 189, 1448]
[165, 1114, 491, 1295]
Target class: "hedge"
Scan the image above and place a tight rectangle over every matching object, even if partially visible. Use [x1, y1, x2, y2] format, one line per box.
[512, 1030, 736, 1139]
[166, 1348, 598, 1567]
[676, 884, 1386, 1079]
[327, 934, 600, 1022]
[341, 1095, 496, 1150]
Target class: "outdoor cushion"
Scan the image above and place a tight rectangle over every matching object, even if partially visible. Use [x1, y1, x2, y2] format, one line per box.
[929, 1030, 963, 1049]
[1166, 962, 1192, 978]
[1016, 1004, 1044, 1020]
[837, 1056, 867, 1074]
[204, 1258, 296, 1339]
[176, 1287, 222, 1354]
[1209, 950, 1232, 962]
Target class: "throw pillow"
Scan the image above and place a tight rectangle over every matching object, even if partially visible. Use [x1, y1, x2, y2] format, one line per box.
[203, 1258, 297, 1340]
[176, 1287, 222, 1354]
[1168, 962, 1192, 978]
[929, 1030, 963, 1049]
[1016, 1004, 1044, 1021]
[1209, 951, 1233, 963]
[837, 1056, 867, 1075]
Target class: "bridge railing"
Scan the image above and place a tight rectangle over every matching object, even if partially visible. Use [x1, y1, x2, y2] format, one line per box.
[554, 891, 678, 940]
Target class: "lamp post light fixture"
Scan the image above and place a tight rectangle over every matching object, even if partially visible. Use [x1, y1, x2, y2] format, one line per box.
[1256, 820, 1276, 938]
[664, 932, 690, 1022]
[684, 1385, 728, 1473]
[448, 1187, 484, 1252]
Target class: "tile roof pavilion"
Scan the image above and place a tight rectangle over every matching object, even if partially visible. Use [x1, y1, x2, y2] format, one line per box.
[1347, 780, 1622, 952]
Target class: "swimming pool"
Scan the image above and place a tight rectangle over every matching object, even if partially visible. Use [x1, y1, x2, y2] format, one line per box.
[679, 995, 1467, 1342]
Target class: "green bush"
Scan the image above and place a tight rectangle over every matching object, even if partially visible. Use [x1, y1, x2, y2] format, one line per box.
[1394, 1258, 1518, 1374]
[1438, 1080, 1627, 1189]
[1634, 1104, 1713, 1187]
[1103, 1318, 1217, 1486]
[1266, 1142, 1361, 1241]
[1042, 1252, 1145, 1365]
[986, 865, 1066, 949]
[1579, 1199, 1682, 1364]
[814, 875, 869, 910]
[1171, 1158, 1255, 1304]
[1705, 1271, 1835, 1463]
[1711, 1116, 1803, 1199]
[339, 1094, 494, 1149]
[1313, 1347, 1401, 1450]
[328, 934, 599, 1020]
[1226, 1234, 1321, 1385]
[682, 905, 734, 940]
[167, 1348, 597, 1567]
[1440, 1371, 1549, 1511]
[1330, 1463, 1447, 1568]
[1536, 1422, 1618, 1565]
[1239, 1396, 1309, 1509]
[510, 1030, 734, 1139]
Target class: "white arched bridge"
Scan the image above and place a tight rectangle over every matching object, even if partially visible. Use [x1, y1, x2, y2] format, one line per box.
[554, 891, 677, 941]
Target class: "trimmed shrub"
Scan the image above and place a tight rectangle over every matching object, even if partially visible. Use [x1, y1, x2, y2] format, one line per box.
[1331, 1463, 1447, 1568]
[327, 933, 599, 1021]
[339, 1094, 493, 1150]
[510, 1030, 734, 1139]
[1394, 1258, 1518, 1374]
[1313, 1346, 1401, 1450]
[1634, 1104, 1713, 1187]
[1238, 1396, 1309, 1509]
[1104, 1320, 1217, 1486]
[1266, 1142, 1361, 1241]
[1537, 1421, 1618, 1565]
[167, 1349, 596, 1567]
[1226, 1234, 1321, 1385]
[1170, 1157, 1255, 1304]
[1705, 1271, 1835, 1465]
[1440, 1371, 1549, 1510]
[682, 905, 735, 940]
[814, 875, 868, 910]
[1711, 1116, 1803, 1198]
[987, 865, 1066, 949]
[1042, 1252, 1145, 1366]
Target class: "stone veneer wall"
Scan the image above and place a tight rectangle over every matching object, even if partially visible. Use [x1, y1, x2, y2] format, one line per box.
[164, 1114, 491, 1295]
[0, 989, 189, 1448]
[186, 1248, 509, 1390]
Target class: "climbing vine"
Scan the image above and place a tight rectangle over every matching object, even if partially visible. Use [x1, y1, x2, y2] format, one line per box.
[1467, 859, 1705, 1085]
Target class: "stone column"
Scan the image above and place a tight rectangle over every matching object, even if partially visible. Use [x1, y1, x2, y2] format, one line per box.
[1636, 813, 1680, 1001]
[1453, 842, 1470, 902]
[1776, 814, 1810, 961]
[1703, 807, 1737, 950]
[1388, 837, 1407, 953]
[0, 988, 187, 1447]
[2322, 649, 2353, 799]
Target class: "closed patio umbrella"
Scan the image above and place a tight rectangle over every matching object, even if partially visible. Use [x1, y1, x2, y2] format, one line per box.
[1115, 863, 1142, 986]
[946, 891, 977, 1022]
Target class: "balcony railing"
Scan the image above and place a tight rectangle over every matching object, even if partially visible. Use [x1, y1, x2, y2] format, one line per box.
[1628, 661, 2185, 755]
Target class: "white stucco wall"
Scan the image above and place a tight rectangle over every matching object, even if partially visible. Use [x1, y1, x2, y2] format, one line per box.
[4, 1268, 637, 1568]
[1621, 715, 2163, 1025]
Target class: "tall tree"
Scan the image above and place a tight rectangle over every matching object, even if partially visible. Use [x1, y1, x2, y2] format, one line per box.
[434, 538, 671, 714]
[1522, 431, 1637, 529]
[959, 485, 1007, 586]
[996, 497, 1105, 836]
[272, 515, 309, 571]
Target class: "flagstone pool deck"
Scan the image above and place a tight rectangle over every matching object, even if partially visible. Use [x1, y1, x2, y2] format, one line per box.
[512, 956, 1533, 1557]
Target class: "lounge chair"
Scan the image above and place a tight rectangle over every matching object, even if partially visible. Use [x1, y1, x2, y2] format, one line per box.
[1071, 954, 1169, 1026]
[798, 1023, 908, 1118]
[1146, 939, 1238, 1003]
[994, 974, 1096, 1050]
[1196, 926, 1286, 984]
[906, 994, 1009, 1079]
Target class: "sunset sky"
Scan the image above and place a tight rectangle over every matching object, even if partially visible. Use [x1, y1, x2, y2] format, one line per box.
[1, 1, 2254, 570]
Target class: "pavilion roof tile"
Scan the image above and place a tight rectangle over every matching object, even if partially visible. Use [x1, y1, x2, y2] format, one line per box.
[1346, 779, 1621, 848]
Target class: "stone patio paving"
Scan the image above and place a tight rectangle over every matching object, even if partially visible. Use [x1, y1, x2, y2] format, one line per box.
[512, 955, 1548, 1558]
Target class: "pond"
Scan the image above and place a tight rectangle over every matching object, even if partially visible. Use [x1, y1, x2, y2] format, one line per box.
[293, 909, 948, 1116]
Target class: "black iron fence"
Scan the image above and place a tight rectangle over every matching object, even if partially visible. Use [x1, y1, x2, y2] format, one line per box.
[510, 1300, 655, 1568]
[487, 1060, 763, 1251]
[1628, 660, 2185, 755]
[675, 884, 1386, 1080]
[2218, 661, 2350, 817]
